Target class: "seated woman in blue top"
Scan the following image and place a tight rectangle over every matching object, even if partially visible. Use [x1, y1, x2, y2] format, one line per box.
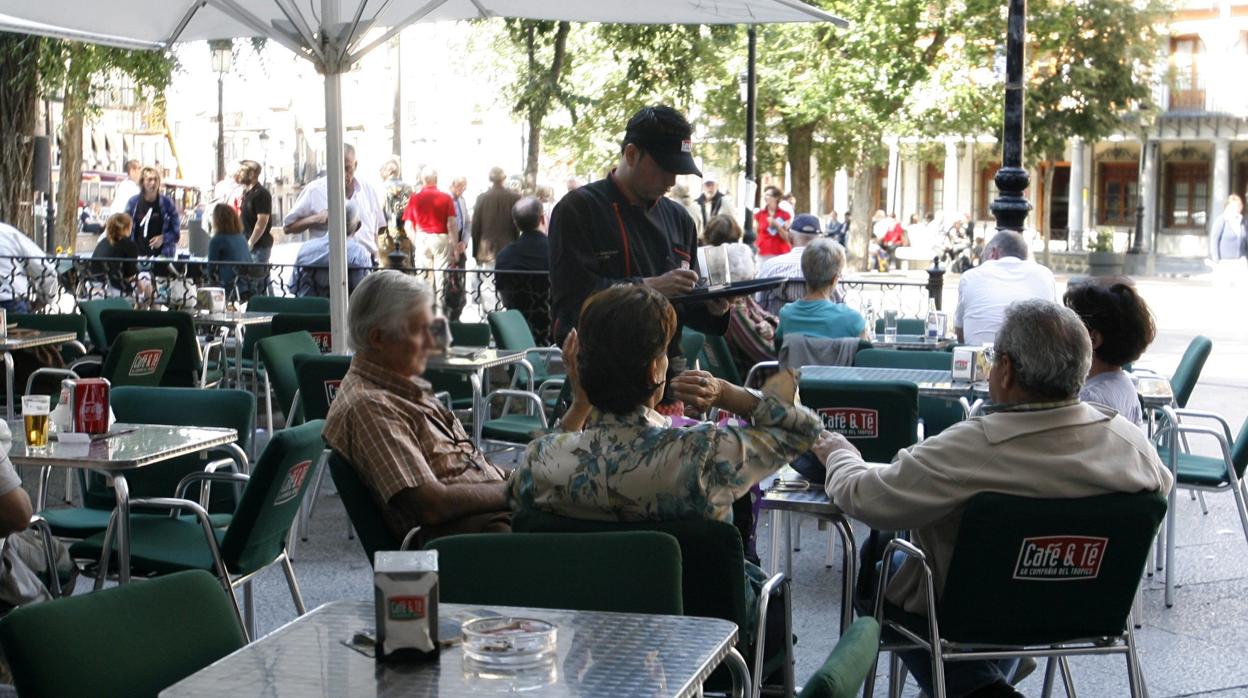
[776, 238, 869, 345]
[208, 203, 255, 293]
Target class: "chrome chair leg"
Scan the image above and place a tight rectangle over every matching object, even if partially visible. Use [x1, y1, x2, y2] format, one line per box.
[1041, 657, 1057, 697]
[1196, 491, 1209, 514]
[887, 650, 904, 698]
[281, 553, 307, 615]
[1058, 656, 1077, 696]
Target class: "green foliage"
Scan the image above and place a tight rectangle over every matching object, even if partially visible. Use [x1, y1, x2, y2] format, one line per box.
[39, 40, 177, 119]
[1088, 227, 1116, 253]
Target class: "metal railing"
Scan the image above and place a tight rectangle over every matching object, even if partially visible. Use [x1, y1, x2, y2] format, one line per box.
[0, 254, 943, 344]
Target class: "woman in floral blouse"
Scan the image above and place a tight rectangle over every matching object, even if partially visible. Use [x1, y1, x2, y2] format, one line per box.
[510, 283, 823, 523]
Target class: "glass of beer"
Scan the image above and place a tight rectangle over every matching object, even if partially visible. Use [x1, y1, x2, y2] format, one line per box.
[22, 395, 51, 450]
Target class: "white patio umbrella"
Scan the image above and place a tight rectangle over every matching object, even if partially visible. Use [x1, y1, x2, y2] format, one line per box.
[0, 1, 846, 351]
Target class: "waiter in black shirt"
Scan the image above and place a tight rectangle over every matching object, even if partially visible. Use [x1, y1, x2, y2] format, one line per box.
[548, 105, 729, 362]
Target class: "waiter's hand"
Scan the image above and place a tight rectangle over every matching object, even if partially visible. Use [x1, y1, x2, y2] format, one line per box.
[146, 234, 163, 249]
[705, 298, 730, 316]
[644, 269, 698, 297]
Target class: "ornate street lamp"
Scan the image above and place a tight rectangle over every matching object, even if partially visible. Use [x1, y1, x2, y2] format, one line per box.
[210, 40, 233, 184]
[989, 0, 1031, 234]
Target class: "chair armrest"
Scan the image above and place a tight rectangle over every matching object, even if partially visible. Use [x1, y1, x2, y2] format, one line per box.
[199, 337, 226, 387]
[400, 527, 421, 551]
[101, 498, 230, 582]
[1152, 423, 1235, 474]
[485, 389, 550, 428]
[434, 391, 453, 411]
[67, 356, 102, 373]
[1169, 408, 1235, 444]
[873, 538, 942, 652]
[25, 367, 79, 397]
[525, 347, 563, 360]
[752, 571, 789, 696]
[65, 340, 88, 357]
[27, 515, 62, 598]
[175, 470, 251, 507]
[744, 361, 779, 389]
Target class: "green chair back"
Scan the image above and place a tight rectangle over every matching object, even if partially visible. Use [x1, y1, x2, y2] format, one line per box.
[246, 296, 330, 315]
[796, 618, 881, 698]
[872, 317, 926, 336]
[1171, 335, 1212, 408]
[257, 331, 321, 425]
[799, 379, 919, 462]
[97, 387, 256, 514]
[511, 508, 748, 630]
[450, 321, 492, 347]
[488, 308, 552, 384]
[427, 532, 683, 615]
[1232, 417, 1248, 480]
[853, 349, 962, 436]
[270, 313, 332, 353]
[100, 309, 203, 387]
[293, 353, 352, 421]
[0, 569, 245, 698]
[936, 491, 1167, 645]
[12, 313, 88, 362]
[98, 327, 177, 388]
[680, 328, 706, 366]
[328, 450, 401, 564]
[78, 297, 132, 351]
[699, 333, 744, 385]
[219, 420, 326, 575]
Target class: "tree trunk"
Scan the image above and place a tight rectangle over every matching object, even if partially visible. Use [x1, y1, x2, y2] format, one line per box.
[56, 72, 88, 253]
[521, 21, 569, 193]
[786, 122, 815, 212]
[0, 34, 41, 236]
[1041, 159, 1055, 268]
[848, 161, 879, 271]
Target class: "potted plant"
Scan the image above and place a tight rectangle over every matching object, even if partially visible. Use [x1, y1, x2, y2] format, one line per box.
[1086, 228, 1125, 277]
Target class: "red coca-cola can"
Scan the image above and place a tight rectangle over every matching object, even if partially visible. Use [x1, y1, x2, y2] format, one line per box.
[67, 378, 110, 434]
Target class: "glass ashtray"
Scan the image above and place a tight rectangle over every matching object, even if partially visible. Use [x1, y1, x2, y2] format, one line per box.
[461, 617, 557, 667]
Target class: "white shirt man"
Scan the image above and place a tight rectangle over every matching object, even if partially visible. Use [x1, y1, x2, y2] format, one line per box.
[108, 160, 142, 216]
[283, 146, 384, 257]
[0, 223, 59, 310]
[954, 231, 1056, 345]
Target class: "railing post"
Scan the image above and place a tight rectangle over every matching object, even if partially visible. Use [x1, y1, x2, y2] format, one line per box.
[926, 256, 945, 311]
[387, 240, 407, 270]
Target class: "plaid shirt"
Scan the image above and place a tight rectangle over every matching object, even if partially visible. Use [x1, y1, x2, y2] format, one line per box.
[324, 355, 506, 539]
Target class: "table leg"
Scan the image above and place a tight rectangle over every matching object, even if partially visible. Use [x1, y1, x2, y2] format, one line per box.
[783, 512, 793, 580]
[832, 517, 857, 634]
[768, 509, 782, 574]
[721, 646, 750, 698]
[37, 466, 51, 511]
[111, 474, 132, 584]
[234, 322, 245, 388]
[470, 370, 484, 447]
[3, 350, 13, 422]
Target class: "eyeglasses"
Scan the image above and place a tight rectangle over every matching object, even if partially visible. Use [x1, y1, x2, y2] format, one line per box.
[983, 346, 1019, 370]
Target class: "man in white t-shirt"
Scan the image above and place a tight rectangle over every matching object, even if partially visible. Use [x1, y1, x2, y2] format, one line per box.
[954, 231, 1056, 344]
[108, 159, 142, 216]
[283, 144, 384, 257]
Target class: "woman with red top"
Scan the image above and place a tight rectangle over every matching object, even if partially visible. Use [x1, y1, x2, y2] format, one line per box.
[753, 187, 791, 260]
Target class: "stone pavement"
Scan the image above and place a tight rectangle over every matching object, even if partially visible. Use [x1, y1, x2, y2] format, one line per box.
[34, 271, 1248, 696]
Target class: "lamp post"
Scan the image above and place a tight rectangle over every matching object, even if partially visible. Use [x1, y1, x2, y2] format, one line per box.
[258, 130, 270, 185]
[988, 0, 1031, 233]
[210, 41, 233, 184]
[739, 26, 758, 246]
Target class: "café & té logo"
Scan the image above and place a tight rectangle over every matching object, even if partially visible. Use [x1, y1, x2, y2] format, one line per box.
[817, 407, 878, 439]
[273, 460, 312, 506]
[1013, 536, 1108, 581]
[128, 349, 163, 377]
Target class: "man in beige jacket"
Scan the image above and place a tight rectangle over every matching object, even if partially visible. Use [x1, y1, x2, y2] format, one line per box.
[817, 299, 1173, 698]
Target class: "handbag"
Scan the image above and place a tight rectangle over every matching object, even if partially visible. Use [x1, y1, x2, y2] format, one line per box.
[0, 529, 78, 612]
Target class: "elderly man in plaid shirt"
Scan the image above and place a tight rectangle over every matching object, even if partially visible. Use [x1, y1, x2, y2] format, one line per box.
[324, 271, 510, 545]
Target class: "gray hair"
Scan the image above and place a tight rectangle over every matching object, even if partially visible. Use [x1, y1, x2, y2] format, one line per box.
[488, 166, 506, 184]
[422, 168, 438, 185]
[800, 238, 846, 292]
[985, 230, 1028, 260]
[348, 270, 432, 353]
[994, 299, 1092, 400]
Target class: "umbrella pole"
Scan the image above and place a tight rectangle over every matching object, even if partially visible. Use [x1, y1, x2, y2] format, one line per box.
[325, 66, 349, 354]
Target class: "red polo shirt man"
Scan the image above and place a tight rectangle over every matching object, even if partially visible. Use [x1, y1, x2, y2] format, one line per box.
[402, 168, 459, 276]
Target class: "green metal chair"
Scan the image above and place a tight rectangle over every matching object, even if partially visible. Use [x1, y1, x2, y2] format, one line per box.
[873, 317, 927, 337]
[1154, 409, 1248, 607]
[867, 492, 1166, 698]
[512, 507, 791, 698]
[38, 387, 254, 541]
[246, 295, 330, 315]
[290, 353, 352, 544]
[12, 312, 89, 363]
[450, 321, 492, 347]
[487, 308, 563, 393]
[78, 297, 132, 352]
[796, 617, 881, 698]
[257, 330, 320, 435]
[70, 420, 328, 641]
[25, 328, 177, 404]
[0, 569, 246, 698]
[100, 309, 225, 388]
[799, 378, 920, 462]
[854, 349, 962, 436]
[328, 450, 417, 564]
[1170, 335, 1212, 409]
[427, 531, 684, 615]
[270, 313, 332, 353]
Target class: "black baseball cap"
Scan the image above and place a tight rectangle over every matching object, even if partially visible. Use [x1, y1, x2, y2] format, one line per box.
[623, 106, 702, 177]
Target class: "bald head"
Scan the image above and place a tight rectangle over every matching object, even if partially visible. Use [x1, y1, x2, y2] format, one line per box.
[985, 231, 1028, 261]
[512, 196, 545, 233]
[422, 168, 438, 186]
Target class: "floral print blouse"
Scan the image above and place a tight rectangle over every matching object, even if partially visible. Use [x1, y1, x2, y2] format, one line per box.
[510, 394, 822, 523]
